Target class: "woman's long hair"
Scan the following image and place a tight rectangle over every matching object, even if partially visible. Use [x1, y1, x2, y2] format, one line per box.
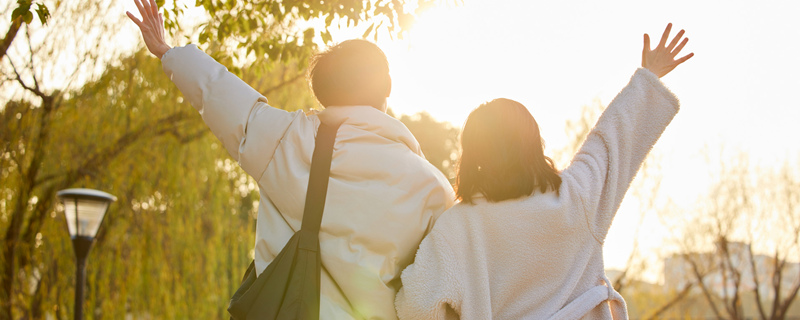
[455, 98, 562, 204]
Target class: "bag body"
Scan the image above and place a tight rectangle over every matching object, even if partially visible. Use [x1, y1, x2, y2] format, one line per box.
[228, 121, 341, 320]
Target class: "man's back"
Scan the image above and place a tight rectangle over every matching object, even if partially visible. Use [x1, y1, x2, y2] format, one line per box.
[162, 45, 455, 319]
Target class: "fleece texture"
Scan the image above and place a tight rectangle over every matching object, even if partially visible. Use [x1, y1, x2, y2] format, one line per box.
[395, 68, 680, 320]
[162, 45, 456, 319]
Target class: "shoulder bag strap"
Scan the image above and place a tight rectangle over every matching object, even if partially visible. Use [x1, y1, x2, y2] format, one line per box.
[298, 121, 342, 251]
[298, 120, 363, 317]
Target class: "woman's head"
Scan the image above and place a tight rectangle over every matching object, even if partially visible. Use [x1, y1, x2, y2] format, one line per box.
[456, 98, 561, 204]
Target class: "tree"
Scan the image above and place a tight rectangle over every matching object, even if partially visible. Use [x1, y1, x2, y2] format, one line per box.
[658, 152, 800, 319]
[396, 111, 459, 181]
[2, 0, 432, 318]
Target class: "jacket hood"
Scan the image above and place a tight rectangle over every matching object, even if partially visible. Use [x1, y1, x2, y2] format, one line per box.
[317, 105, 424, 157]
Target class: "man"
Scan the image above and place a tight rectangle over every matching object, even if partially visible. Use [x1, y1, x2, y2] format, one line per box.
[127, 0, 455, 318]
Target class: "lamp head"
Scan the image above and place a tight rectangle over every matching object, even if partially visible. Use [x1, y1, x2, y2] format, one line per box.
[57, 188, 116, 239]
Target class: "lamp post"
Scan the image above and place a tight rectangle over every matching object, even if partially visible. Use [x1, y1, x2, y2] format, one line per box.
[57, 188, 116, 320]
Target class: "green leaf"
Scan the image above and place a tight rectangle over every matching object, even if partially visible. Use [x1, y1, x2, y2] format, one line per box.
[34, 3, 50, 24]
[303, 28, 315, 46]
[199, 30, 209, 44]
[11, 7, 25, 22]
[325, 13, 334, 27]
[361, 23, 374, 39]
[23, 11, 33, 24]
[320, 30, 332, 44]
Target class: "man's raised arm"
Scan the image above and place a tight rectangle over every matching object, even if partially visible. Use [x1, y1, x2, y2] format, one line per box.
[127, 0, 300, 179]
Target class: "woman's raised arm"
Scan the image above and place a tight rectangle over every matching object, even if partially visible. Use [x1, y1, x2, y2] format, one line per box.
[126, 0, 171, 59]
[561, 24, 691, 242]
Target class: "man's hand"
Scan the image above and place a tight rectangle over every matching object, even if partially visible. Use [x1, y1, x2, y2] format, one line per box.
[126, 0, 171, 59]
[642, 23, 694, 78]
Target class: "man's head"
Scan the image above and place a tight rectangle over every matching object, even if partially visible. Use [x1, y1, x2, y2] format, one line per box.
[308, 39, 391, 111]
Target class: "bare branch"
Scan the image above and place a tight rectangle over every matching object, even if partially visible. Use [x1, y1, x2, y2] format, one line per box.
[262, 71, 305, 96]
[748, 245, 769, 320]
[7, 58, 45, 98]
[686, 254, 725, 319]
[24, 27, 42, 94]
[777, 264, 800, 320]
[644, 282, 695, 320]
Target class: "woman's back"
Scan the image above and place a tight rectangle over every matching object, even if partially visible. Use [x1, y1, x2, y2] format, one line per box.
[396, 66, 683, 319]
[427, 189, 608, 319]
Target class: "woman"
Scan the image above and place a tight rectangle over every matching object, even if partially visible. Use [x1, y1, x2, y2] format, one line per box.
[395, 24, 693, 319]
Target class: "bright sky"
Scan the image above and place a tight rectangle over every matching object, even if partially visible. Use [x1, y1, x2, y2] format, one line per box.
[118, 0, 800, 281]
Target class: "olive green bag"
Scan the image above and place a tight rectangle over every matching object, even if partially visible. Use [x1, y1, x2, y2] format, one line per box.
[228, 121, 342, 320]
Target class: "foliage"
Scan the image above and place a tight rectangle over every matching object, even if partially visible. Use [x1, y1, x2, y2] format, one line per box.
[162, 0, 439, 73]
[10, 0, 50, 25]
[0, 46, 324, 318]
[395, 111, 459, 181]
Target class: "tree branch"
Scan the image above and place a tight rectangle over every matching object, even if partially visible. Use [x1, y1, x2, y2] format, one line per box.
[7, 58, 46, 98]
[24, 26, 42, 95]
[747, 245, 768, 320]
[0, 16, 22, 63]
[777, 264, 800, 320]
[262, 71, 305, 96]
[770, 250, 782, 319]
[686, 254, 725, 319]
[644, 282, 695, 320]
[717, 238, 743, 319]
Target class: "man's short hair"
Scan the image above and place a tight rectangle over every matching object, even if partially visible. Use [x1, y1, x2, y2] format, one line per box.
[309, 39, 391, 109]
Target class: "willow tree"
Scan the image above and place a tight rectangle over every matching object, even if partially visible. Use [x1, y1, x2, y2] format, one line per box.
[2, 0, 437, 318]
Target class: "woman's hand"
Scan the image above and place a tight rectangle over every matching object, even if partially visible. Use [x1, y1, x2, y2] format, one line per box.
[126, 0, 171, 59]
[642, 23, 694, 78]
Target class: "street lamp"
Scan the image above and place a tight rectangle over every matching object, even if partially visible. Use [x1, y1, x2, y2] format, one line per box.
[57, 188, 116, 320]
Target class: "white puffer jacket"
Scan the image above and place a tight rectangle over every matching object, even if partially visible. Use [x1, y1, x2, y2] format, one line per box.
[162, 45, 456, 319]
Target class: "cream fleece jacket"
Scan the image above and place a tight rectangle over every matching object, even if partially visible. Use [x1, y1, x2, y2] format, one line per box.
[395, 68, 680, 320]
[162, 45, 456, 319]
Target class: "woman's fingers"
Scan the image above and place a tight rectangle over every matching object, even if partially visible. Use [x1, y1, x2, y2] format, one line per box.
[675, 53, 694, 65]
[673, 37, 689, 56]
[658, 23, 672, 47]
[666, 29, 685, 51]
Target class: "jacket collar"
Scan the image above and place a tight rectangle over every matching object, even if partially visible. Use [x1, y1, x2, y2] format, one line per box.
[317, 105, 424, 157]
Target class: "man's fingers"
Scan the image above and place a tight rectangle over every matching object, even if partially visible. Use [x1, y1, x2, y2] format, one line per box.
[140, 0, 152, 18]
[673, 37, 689, 56]
[134, 0, 146, 17]
[667, 29, 685, 51]
[149, 0, 159, 17]
[126, 11, 143, 28]
[675, 52, 694, 65]
[658, 23, 672, 47]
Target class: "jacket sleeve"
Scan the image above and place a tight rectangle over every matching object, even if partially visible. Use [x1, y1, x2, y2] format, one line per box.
[396, 229, 462, 320]
[161, 45, 302, 179]
[561, 68, 679, 242]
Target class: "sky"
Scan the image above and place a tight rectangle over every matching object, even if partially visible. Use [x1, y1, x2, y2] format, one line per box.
[120, 0, 800, 281]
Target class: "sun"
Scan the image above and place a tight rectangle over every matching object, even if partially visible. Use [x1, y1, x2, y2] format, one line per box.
[377, 3, 511, 127]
